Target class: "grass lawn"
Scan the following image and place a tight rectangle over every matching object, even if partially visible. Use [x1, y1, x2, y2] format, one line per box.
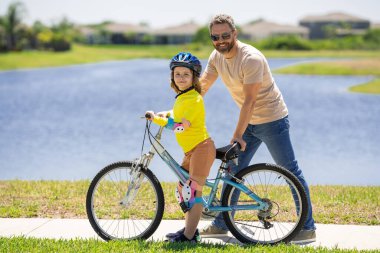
[0, 180, 379, 225]
[0, 44, 380, 71]
[0, 236, 373, 253]
[0, 44, 212, 71]
[0, 180, 379, 252]
[349, 78, 380, 93]
[274, 58, 380, 94]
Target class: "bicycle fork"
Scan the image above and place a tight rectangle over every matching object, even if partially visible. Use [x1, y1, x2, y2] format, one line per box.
[119, 158, 145, 207]
[120, 126, 167, 207]
[119, 141, 157, 207]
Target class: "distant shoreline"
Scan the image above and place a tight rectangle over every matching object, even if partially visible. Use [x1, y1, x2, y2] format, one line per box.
[1, 44, 379, 94]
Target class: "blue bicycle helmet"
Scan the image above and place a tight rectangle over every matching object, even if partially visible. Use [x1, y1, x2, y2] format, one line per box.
[170, 52, 202, 77]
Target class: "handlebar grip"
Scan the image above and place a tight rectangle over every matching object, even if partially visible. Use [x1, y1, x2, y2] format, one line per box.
[145, 113, 152, 119]
[232, 141, 242, 151]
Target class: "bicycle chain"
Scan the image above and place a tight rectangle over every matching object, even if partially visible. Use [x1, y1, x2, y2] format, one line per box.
[202, 200, 280, 230]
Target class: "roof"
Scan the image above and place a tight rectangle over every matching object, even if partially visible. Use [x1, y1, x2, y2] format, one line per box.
[104, 23, 150, 33]
[241, 20, 309, 39]
[152, 22, 201, 35]
[300, 12, 369, 22]
[77, 26, 96, 36]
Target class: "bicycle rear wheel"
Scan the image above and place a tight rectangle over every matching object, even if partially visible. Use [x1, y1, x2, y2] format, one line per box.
[222, 163, 308, 245]
[86, 161, 164, 241]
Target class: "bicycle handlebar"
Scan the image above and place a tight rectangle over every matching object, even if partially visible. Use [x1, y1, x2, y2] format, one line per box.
[231, 141, 241, 150]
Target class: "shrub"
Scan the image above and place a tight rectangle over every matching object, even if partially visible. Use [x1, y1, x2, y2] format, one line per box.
[50, 36, 71, 52]
[193, 26, 210, 44]
[257, 35, 312, 50]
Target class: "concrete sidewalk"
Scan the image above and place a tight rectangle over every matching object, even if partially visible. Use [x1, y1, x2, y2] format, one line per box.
[0, 218, 379, 250]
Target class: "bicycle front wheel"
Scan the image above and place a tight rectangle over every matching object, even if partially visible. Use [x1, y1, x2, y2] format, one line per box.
[86, 161, 164, 241]
[222, 163, 308, 245]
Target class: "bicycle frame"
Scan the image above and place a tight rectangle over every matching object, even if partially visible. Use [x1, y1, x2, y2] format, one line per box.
[87, 120, 309, 244]
[139, 125, 269, 213]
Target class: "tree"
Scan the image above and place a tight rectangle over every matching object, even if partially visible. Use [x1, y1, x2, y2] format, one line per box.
[0, 17, 6, 51]
[193, 26, 210, 44]
[51, 17, 74, 38]
[364, 29, 380, 44]
[2, 1, 26, 50]
[39, 17, 74, 51]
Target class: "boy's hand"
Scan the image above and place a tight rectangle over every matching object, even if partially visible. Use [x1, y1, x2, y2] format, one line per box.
[157, 110, 171, 118]
[145, 111, 155, 120]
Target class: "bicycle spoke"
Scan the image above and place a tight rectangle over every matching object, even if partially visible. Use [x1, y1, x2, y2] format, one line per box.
[86, 162, 164, 241]
[222, 164, 308, 244]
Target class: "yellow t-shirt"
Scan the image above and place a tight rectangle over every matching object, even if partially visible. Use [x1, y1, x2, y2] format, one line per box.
[153, 89, 210, 153]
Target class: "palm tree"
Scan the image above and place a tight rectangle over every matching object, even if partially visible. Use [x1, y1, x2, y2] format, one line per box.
[3, 1, 26, 50]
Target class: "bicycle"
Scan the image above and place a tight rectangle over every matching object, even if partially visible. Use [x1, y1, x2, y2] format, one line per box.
[86, 116, 308, 245]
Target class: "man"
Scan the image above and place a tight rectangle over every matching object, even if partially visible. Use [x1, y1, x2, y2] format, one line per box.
[199, 13, 316, 244]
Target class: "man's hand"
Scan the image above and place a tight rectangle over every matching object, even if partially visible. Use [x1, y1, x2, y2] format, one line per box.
[231, 136, 246, 151]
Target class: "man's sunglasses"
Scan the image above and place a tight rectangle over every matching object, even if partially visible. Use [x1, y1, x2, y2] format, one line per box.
[210, 31, 234, 42]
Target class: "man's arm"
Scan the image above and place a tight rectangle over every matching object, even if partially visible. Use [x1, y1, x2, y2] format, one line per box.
[199, 72, 218, 96]
[232, 82, 261, 151]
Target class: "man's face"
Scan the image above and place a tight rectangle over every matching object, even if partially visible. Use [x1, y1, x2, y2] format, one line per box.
[210, 23, 236, 54]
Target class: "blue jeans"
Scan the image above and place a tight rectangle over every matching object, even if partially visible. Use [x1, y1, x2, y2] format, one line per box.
[213, 116, 316, 231]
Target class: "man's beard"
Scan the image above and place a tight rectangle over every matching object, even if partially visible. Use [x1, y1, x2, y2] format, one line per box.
[214, 39, 235, 54]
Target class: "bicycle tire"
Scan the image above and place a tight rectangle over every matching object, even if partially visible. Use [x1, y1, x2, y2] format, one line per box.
[222, 163, 308, 245]
[86, 161, 164, 241]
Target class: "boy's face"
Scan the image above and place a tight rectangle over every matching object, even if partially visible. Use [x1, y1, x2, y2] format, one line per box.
[173, 67, 193, 91]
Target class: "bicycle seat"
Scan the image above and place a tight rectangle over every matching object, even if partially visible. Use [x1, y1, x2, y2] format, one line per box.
[215, 142, 241, 162]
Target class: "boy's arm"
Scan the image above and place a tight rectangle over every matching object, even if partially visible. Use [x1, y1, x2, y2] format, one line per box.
[166, 117, 186, 133]
[153, 116, 185, 133]
[152, 115, 169, 127]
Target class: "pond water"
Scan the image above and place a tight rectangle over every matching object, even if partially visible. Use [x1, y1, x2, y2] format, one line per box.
[0, 58, 379, 185]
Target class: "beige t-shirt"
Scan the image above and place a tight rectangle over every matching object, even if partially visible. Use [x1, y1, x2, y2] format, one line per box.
[205, 41, 288, 125]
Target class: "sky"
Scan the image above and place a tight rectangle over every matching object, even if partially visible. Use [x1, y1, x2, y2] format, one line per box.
[1, 0, 379, 28]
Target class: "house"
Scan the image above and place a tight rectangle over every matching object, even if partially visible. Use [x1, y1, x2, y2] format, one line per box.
[77, 26, 99, 44]
[371, 23, 380, 29]
[299, 12, 370, 39]
[104, 23, 151, 44]
[241, 20, 309, 41]
[152, 22, 201, 44]
[77, 23, 151, 44]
